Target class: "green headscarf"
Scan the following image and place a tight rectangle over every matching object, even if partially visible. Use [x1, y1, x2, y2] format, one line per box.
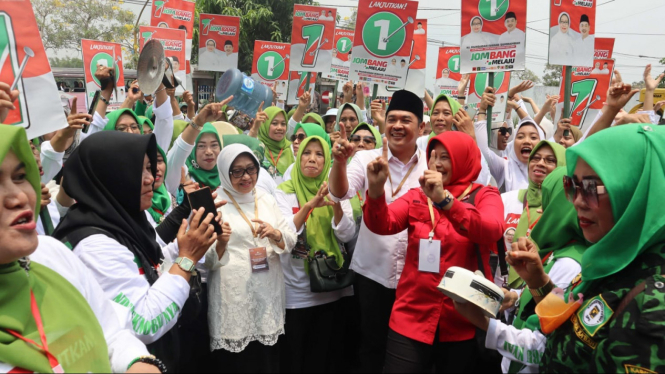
[170, 119, 188, 149]
[103, 108, 142, 133]
[508, 141, 566, 287]
[302, 112, 325, 129]
[508, 168, 586, 373]
[138, 115, 154, 132]
[294, 122, 332, 149]
[186, 122, 221, 189]
[428, 93, 462, 139]
[567, 124, 665, 293]
[221, 134, 266, 164]
[0, 126, 111, 373]
[334, 103, 363, 132]
[147, 145, 171, 224]
[259, 106, 295, 174]
[351, 122, 383, 148]
[277, 136, 343, 268]
[146, 105, 154, 122]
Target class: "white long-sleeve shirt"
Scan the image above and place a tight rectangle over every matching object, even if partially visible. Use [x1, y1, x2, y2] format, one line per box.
[166, 134, 194, 196]
[24, 236, 151, 373]
[274, 189, 356, 308]
[39, 140, 64, 184]
[151, 99, 174, 153]
[72, 235, 189, 344]
[328, 146, 428, 289]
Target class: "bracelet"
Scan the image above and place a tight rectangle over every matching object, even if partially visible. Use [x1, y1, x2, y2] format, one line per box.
[99, 95, 110, 105]
[128, 355, 167, 372]
[457, 95, 466, 99]
[529, 279, 555, 298]
[189, 121, 202, 131]
[478, 111, 487, 115]
[155, 87, 166, 94]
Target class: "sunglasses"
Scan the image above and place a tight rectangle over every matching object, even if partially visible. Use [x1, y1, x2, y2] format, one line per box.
[492, 127, 512, 136]
[229, 165, 259, 178]
[349, 135, 376, 145]
[563, 176, 607, 209]
[291, 133, 307, 142]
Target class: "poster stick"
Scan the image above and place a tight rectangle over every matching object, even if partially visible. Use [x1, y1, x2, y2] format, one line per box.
[304, 72, 312, 93]
[486, 72, 495, 147]
[332, 84, 338, 108]
[563, 66, 572, 137]
[372, 84, 378, 101]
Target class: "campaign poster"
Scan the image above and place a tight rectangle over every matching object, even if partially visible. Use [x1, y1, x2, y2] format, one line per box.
[139, 26, 187, 94]
[376, 19, 427, 98]
[81, 40, 125, 111]
[251, 41, 291, 102]
[349, 0, 418, 88]
[593, 37, 614, 59]
[323, 28, 354, 81]
[198, 14, 240, 72]
[287, 71, 317, 105]
[434, 47, 462, 96]
[548, 0, 596, 67]
[466, 71, 511, 123]
[556, 59, 614, 131]
[0, 0, 67, 138]
[460, 0, 527, 74]
[290, 5, 336, 74]
[151, 0, 195, 60]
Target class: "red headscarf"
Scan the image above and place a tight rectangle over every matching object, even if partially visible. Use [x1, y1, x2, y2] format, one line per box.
[426, 132, 483, 198]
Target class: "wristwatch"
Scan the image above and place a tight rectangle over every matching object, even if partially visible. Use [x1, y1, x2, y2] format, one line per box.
[433, 191, 454, 209]
[529, 279, 554, 298]
[175, 256, 195, 272]
[189, 121, 202, 131]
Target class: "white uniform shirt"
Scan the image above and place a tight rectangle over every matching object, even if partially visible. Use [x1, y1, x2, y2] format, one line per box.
[573, 36, 595, 67]
[328, 146, 428, 289]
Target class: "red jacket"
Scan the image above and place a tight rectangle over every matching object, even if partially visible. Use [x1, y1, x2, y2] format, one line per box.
[363, 186, 504, 344]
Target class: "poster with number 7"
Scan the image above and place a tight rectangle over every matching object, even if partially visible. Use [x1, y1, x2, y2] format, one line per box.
[349, 0, 418, 88]
[290, 4, 336, 73]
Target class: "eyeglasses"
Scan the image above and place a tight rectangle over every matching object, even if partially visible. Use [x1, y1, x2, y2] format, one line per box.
[229, 165, 259, 178]
[530, 154, 557, 166]
[492, 127, 512, 136]
[196, 143, 220, 152]
[349, 135, 376, 145]
[563, 176, 607, 209]
[291, 133, 306, 142]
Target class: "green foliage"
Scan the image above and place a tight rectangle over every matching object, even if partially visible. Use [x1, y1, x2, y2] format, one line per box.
[542, 64, 562, 87]
[513, 68, 542, 84]
[49, 56, 83, 68]
[193, 0, 315, 74]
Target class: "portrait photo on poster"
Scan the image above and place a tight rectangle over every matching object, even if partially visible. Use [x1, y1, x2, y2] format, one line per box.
[198, 14, 240, 72]
[548, 0, 596, 67]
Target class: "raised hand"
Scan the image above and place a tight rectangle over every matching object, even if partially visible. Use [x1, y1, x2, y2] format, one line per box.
[298, 90, 311, 108]
[193, 95, 234, 127]
[366, 139, 390, 199]
[614, 112, 652, 126]
[331, 122, 355, 163]
[644, 64, 664, 91]
[611, 69, 623, 85]
[342, 81, 353, 103]
[479, 87, 496, 111]
[127, 80, 142, 102]
[419, 150, 445, 204]
[306, 182, 335, 210]
[453, 109, 475, 139]
[183, 90, 195, 106]
[40, 183, 51, 208]
[505, 237, 548, 289]
[270, 84, 278, 106]
[176, 208, 217, 263]
[0, 82, 19, 124]
[508, 80, 534, 100]
[557, 117, 572, 134]
[458, 74, 470, 95]
[66, 97, 91, 132]
[94, 65, 115, 92]
[371, 99, 386, 124]
[606, 83, 638, 111]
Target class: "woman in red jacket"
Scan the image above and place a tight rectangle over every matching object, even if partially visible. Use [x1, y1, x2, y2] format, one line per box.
[363, 131, 504, 373]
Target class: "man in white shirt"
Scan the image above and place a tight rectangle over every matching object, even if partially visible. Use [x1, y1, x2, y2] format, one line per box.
[498, 12, 526, 49]
[573, 14, 594, 67]
[414, 22, 426, 35]
[329, 89, 428, 372]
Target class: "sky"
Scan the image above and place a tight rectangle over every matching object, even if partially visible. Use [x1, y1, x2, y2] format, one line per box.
[123, 0, 665, 86]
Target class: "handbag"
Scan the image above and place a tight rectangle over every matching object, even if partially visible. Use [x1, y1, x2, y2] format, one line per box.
[308, 247, 355, 293]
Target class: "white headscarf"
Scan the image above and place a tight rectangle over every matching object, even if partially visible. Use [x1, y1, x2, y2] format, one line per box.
[217, 144, 263, 204]
[502, 119, 544, 192]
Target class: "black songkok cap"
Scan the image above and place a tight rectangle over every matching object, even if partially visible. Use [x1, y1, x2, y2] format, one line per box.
[580, 14, 590, 24]
[386, 90, 424, 124]
[506, 12, 516, 20]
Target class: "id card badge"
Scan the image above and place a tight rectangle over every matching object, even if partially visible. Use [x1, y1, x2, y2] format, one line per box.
[249, 247, 269, 273]
[419, 238, 441, 273]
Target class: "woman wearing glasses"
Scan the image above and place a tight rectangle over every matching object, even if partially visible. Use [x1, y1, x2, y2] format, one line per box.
[275, 136, 356, 372]
[206, 143, 296, 372]
[281, 123, 332, 182]
[498, 141, 566, 288]
[483, 124, 665, 372]
[349, 122, 381, 153]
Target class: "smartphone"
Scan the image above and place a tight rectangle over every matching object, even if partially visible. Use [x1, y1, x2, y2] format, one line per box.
[83, 90, 101, 133]
[187, 187, 223, 235]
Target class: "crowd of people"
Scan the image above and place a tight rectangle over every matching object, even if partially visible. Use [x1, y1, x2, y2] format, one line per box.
[1, 36, 665, 374]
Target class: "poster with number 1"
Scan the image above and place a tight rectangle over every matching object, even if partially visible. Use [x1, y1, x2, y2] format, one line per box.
[323, 28, 354, 81]
[435, 47, 462, 96]
[251, 41, 291, 102]
[349, 0, 418, 88]
[290, 4, 336, 73]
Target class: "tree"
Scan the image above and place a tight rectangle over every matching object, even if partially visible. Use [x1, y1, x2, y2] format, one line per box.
[340, 7, 358, 31]
[193, 0, 315, 74]
[49, 57, 83, 68]
[513, 68, 542, 84]
[542, 64, 563, 87]
[33, 0, 136, 53]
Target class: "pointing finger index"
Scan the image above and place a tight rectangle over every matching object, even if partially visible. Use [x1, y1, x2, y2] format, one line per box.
[382, 138, 388, 160]
[71, 97, 78, 114]
[429, 150, 437, 171]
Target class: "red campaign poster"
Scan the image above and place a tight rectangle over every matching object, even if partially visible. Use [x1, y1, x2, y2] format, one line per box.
[290, 4, 336, 73]
[139, 26, 187, 93]
[548, 0, 596, 67]
[434, 47, 462, 96]
[460, 0, 527, 73]
[323, 28, 354, 82]
[349, 0, 419, 88]
[151, 0, 195, 62]
[466, 71, 511, 124]
[593, 37, 614, 59]
[198, 14, 240, 72]
[557, 59, 614, 131]
[0, 0, 66, 138]
[377, 19, 427, 98]
[287, 71, 317, 105]
[251, 41, 291, 102]
[81, 40, 125, 110]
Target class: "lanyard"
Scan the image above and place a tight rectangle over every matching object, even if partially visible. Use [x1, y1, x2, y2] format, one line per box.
[356, 191, 364, 205]
[387, 162, 417, 198]
[525, 202, 541, 236]
[268, 149, 284, 168]
[4, 291, 64, 373]
[425, 184, 474, 242]
[224, 189, 259, 237]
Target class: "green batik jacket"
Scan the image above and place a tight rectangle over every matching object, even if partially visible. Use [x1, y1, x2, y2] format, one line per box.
[541, 249, 665, 373]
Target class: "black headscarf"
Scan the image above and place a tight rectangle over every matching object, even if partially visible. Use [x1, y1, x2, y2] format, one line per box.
[53, 131, 163, 282]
